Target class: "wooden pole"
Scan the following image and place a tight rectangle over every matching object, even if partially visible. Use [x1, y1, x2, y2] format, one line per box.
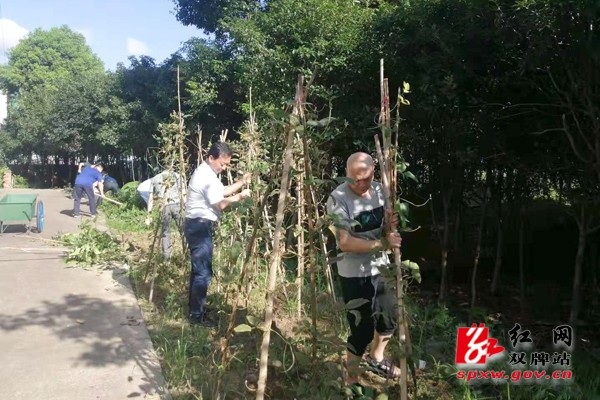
[374, 136, 408, 399]
[95, 194, 124, 206]
[297, 169, 305, 320]
[176, 65, 188, 261]
[375, 58, 408, 400]
[256, 75, 305, 400]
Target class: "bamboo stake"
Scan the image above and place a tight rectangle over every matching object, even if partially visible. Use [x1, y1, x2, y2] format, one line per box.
[144, 220, 162, 283]
[297, 169, 305, 320]
[392, 79, 416, 385]
[311, 190, 336, 301]
[149, 66, 189, 301]
[300, 128, 319, 360]
[374, 136, 407, 399]
[215, 190, 267, 400]
[261, 202, 289, 297]
[176, 66, 188, 263]
[256, 74, 305, 400]
[197, 125, 203, 166]
[375, 58, 408, 400]
[215, 89, 268, 398]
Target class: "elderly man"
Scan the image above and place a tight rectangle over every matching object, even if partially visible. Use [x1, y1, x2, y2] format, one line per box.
[326, 152, 402, 387]
[185, 142, 252, 328]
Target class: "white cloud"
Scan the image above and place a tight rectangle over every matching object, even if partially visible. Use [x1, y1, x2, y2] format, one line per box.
[126, 37, 148, 56]
[75, 27, 93, 45]
[0, 18, 29, 53]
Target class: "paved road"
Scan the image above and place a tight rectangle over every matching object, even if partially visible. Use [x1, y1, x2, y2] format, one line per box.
[0, 188, 167, 399]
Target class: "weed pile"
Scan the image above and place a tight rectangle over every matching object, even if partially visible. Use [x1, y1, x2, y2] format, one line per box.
[60, 220, 121, 268]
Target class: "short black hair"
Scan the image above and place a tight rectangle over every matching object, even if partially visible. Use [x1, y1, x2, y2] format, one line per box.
[94, 161, 105, 170]
[207, 142, 233, 159]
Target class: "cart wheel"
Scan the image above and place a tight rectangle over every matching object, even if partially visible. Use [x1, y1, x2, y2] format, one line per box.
[36, 200, 45, 233]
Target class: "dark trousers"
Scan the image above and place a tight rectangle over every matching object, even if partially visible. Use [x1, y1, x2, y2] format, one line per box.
[104, 180, 120, 194]
[73, 185, 97, 216]
[339, 274, 397, 356]
[185, 217, 214, 317]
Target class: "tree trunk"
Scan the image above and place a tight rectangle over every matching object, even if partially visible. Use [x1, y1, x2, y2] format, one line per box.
[491, 218, 503, 295]
[591, 241, 598, 293]
[470, 192, 488, 320]
[569, 205, 587, 324]
[453, 203, 461, 251]
[439, 192, 450, 302]
[491, 171, 504, 295]
[519, 207, 526, 308]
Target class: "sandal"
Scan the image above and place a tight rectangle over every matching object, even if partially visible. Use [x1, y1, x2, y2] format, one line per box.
[362, 355, 401, 379]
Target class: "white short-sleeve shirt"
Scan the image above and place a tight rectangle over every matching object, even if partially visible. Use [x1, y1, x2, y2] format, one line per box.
[137, 178, 152, 204]
[185, 162, 225, 221]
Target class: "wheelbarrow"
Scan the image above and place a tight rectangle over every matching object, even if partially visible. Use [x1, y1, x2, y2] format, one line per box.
[0, 193, 44, 233]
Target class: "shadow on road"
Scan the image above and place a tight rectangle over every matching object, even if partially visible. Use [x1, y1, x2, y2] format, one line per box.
[0, 291, 161, 396]
[0, 223, 32, 234]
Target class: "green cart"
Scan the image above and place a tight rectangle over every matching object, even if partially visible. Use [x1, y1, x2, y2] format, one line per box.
[0, 193, 45, 234]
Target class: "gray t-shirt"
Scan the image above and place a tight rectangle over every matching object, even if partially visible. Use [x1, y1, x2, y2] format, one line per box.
[150, 171, 182, 205]
[326, 182, 389, 278]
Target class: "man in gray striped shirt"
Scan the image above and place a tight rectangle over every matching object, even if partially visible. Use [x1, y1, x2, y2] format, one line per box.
[327, 152, 402, 388]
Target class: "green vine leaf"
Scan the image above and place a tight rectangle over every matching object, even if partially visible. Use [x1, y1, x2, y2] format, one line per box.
[345, 298, 370, 310]
[233, 324, 253, 333]
[402, 171, 417, 182]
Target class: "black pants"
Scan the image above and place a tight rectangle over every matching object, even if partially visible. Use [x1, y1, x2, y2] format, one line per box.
[339, 274, 397, 356]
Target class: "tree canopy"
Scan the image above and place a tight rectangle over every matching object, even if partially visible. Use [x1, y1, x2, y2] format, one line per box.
[1, 25, 104, 93]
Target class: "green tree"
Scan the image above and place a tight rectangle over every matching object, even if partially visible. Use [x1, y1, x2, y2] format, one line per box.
[0, 26, 108, 162]
[1, 25, 104, 94]
[112, 55, 183, 156]
[173, 0, 260, 34]
[176, 38, 244, 134]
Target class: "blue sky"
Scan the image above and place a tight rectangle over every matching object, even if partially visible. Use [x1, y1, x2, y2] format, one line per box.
[0, 0, 204, 70]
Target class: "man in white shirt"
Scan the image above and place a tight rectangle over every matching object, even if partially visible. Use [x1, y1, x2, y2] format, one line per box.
[185, 142, 251, 327]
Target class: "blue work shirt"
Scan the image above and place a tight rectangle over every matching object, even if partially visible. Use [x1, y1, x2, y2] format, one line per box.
[75, 166, 103, 187]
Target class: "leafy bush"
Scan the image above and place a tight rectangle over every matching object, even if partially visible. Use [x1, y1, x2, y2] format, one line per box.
[101, 200, 151, 233]
[118, 181, 145, 209]
[60, 221, 120, 268]
[0, 166, 29, 188]
[12, 174, 29, 188]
